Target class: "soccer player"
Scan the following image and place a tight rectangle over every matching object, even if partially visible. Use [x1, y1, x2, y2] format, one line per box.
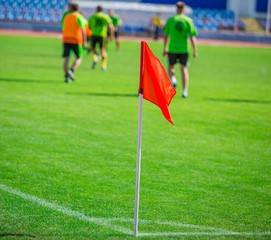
[80, 12, 92, 53]
[88, 6, 114, 70]
[163, 1, 198, 98]
[62, 3, 86, 83]
[151, 12, 163, 40]
[108, 9, 122, 50]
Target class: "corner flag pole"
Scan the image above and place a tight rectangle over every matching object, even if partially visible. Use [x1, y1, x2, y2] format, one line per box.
[134, 41, 145, 237]
[134, 91, 143, 237]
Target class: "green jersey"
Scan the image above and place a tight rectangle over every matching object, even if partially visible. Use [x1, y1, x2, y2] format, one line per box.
[88, 12, 112, 37]
[163, 14, 197, 53]
[110, 15, 122, 28]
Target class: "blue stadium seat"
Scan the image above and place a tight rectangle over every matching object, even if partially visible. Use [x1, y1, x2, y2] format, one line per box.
[189, 8, 246, 32]
[0, 0, 68, 23]
[259, 19, 271, 31]
[0, 1, 245, 33]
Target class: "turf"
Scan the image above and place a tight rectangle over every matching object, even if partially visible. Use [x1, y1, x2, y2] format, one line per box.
[0, 34, 270, 239]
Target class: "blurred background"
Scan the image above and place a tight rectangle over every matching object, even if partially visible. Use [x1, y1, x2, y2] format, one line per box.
[0, 0, 270, 42]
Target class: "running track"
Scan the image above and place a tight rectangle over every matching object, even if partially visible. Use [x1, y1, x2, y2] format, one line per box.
[0, 29, 271, 48]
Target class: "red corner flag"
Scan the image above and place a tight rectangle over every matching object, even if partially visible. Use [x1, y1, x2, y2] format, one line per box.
[138, 41, 176, 125]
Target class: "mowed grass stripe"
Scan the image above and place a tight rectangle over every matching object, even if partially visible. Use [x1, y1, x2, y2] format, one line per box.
[1, 184, 270, 237]
[0, 184, 132, 235]
[0, 35, 270, 239]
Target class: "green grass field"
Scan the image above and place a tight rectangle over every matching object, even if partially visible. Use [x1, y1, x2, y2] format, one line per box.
[0, 34, 270, 239]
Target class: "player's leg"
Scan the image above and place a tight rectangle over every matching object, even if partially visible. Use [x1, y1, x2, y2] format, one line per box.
[179, 53, 189, 98]
[115, 30, 120, 50]
[63, 57, 72, 83]
[169, 65, 177, 88]
[83, 36, 91, 54]
[68, 44, 83, 80]
[180, 65, 189, 98]
[101, 48, 107, 71]
[63, 43, 72, 83]
[101, 37, 108, 70]
[63, 57, 69, 75]
[167, 53, 177, 88]
[154, 26, 159, 40]
[104, 27, 111, 50]
[91, 36, 99, 69]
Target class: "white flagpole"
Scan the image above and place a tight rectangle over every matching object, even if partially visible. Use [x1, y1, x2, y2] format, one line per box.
[134, 92, 143, 237]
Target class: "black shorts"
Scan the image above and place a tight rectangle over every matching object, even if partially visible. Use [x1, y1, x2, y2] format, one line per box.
[168, 53, 189, 66]
[107, 28, 119, 39]
[114, 29, 119, 38]
[63, 43, 81, 58]
[91, 36, 105, 50]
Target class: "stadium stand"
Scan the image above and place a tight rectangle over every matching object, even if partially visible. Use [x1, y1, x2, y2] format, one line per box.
[191, 8, 245, 31]
[0, 0, 66, 23]
[0, 0, 245, 33]
[259, 19, 271, 32]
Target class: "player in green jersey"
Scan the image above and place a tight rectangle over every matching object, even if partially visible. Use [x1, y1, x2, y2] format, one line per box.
[88, 6, 114, 70]
[163, 1, 198, 98]
[108, 9, 122, 50]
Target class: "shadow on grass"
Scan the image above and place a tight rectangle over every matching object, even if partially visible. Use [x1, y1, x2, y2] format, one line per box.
[20, 63, 60, 70]
[67, 92, 138, 98]
[205, 98, 271, 104]
[0, 232, 129, 239]
[0, 77, 59, 84]
[0, 233, 36, 238]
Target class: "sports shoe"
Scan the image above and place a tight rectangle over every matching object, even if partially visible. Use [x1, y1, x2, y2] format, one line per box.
[182, 89, 188, 98]
[92, 60, 97, 69]
[65, 76, 72, 83]
[68, 69, 75, 80]
[102, 66, 107, 71]
[171, 76, 177, 89]
[92, 54, 100, 69]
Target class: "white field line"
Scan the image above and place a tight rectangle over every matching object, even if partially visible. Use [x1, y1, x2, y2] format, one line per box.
[0, 184, 132, 235]
[139, 231, 271, 237]
[1, 184, 270, 237]
[108, 218, 233, 233]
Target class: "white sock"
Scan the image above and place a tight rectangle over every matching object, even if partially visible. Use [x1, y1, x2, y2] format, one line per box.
[171, 75, 177, 84]
[182, 88, 188, 97]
